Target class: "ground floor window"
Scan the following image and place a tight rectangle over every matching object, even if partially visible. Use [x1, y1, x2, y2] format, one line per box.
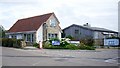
[11, 35, 16, 39]
[27, 34, 31, 42]
[48, 33, 58, 39]
[24, 34, 34, 42]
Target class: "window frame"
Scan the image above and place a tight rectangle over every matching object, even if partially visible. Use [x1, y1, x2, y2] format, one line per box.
[50, 18, 57, 27]
[75, 29, 79, 34]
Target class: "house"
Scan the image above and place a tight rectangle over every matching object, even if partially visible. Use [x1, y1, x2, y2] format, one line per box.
[6, 12, 62, 45]
[62, 23, 118, 46]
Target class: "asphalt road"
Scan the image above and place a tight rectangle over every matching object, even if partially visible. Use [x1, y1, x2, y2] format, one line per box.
[1, 47, 119, 66]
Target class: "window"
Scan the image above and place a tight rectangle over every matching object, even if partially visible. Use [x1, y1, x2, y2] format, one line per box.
[51, 34, 54, 37]
[50, 18, 57, 27]
[55, 34, 57, 38]
[31, 34, 34, 42]
[11, 35, 16, 39]
[94, 32, 98, 39]
[27, 34, 31, 42]
[75, 29, 79, 34]
[24, 34, 34, 42]
[48, 33, 58, 39]
[48, 33, 51, 39]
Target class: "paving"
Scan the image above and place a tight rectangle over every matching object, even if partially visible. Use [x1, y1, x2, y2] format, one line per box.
[1, 47, 119, 66]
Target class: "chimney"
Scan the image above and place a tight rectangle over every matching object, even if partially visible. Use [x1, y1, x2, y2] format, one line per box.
[83, 23, 91, 27]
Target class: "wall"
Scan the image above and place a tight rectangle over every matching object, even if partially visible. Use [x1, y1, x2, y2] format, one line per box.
[36, 24, 43, 43]
[43, 14, 61, 40]
[59, 31, 61, 40]
[64, 25, 94, 40]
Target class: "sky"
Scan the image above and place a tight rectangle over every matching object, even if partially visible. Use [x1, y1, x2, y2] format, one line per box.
[0, 0, 119, 32]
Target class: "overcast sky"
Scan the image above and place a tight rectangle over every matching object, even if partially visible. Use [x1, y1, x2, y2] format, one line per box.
[0, 0, 119, 31]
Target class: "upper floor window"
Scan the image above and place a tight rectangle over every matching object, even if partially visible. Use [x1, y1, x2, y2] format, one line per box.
[50, 18, 57, 27]
[75, 29, 79, 34]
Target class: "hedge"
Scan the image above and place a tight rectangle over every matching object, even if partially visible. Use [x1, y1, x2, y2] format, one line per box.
[2, 38, 23, 48]
[78, 45, 95, 50]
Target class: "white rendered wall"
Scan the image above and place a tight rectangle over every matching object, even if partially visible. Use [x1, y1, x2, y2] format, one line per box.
[59, 31, 61, 40]
[36, 24, 43, 43]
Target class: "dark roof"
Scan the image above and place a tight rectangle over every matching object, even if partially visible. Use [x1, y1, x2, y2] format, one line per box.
[8, 13, 53, 33]
[63, 24, 118, 33]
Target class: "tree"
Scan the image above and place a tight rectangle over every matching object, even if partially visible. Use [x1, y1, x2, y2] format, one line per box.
[80, 36, 94, 46]
[0, 25, 6, 38]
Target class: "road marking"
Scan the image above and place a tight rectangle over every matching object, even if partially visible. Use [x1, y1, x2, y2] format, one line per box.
[32, 61, 41, 66]
[104, 57, 120, 64]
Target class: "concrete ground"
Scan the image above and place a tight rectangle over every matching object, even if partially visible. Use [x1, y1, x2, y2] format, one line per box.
[1, 47, 120, 66]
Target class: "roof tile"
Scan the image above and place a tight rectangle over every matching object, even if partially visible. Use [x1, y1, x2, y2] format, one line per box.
[8, 13, 53, 32]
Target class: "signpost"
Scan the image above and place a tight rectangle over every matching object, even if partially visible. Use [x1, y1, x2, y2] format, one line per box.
[104, 39, 119, 46]
[52, 41, 60, 46]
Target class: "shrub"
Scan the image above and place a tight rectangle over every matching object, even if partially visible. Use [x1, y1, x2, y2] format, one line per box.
[49, 38, 60, 44]
[43, 40, 76, 49]
[43, 41, 52, 49]
[43, 38, 95, 50]
[66, 35, 74, 40]
[2, 38, 7, 47]
[80, 36, 94, 46]
[14, 39, 24, 48]
[77, 42, 95, 50]
[10, 38, 16, 47]
[2, 38, 23, 48]
[65, 44, 78, 50]
[49, 46, 63, 49]
[2, 38, 16, 47]
[78, 44, 95, 50]
[33, 43, 39, 48]
[60, 39, 69, 47]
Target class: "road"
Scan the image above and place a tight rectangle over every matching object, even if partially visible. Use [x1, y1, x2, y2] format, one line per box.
[1, 47, 119, 66]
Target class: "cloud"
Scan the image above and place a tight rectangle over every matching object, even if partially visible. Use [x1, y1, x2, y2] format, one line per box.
[0, 0, 119, 31]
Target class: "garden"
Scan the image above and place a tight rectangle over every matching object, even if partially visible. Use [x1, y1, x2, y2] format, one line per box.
[1, 36, 95, 50]
[40, 38, 95, 50]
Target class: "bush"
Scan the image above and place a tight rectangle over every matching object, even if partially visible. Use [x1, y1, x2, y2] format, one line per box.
[49, 38, 60, 44]
[2, 38, 23, 48]
[49, 46, 66, 49]
[14, 39, 24, 48]
[43, 40, 76, 49]
[65, 44, 78, 50]
[43, 38, 95, 50]
[80, 36, 94, 46]
[60, 39, 69, 47]
[76, 42, 95, 50]
[2, 38, 15, 47]
[43, 41, 52, 49]
[66, 35, 74, 40]
[33, 43, 39, 48]
[78, 43, 95, 50]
